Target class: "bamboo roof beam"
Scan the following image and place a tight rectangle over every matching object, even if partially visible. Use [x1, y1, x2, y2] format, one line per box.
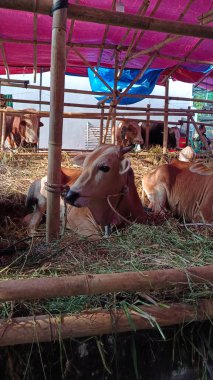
[112, 0, 150, 58]
[1, 2, 213, 40]
[66, 0, 79, 63]
[71, 45, 113, 93]
[33, 0, 38, 83]
[194, 67, 213, 88]
[0, 43, 10, 79]
[116, 0, 150, 78]
[130, 0, 195, 64]
[130, 0, 161, 53]
[130, 35, 180, 61]
[96, 0, 116, 70]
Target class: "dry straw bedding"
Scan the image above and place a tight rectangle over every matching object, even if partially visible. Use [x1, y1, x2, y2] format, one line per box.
[0, 149, 212, 317]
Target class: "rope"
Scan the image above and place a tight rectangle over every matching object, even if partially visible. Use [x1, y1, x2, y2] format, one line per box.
[44, 182, 69, 194]
[51, 0, 68, 16]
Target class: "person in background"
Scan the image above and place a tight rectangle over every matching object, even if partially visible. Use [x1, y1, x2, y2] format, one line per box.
[196, 124, 211, 148]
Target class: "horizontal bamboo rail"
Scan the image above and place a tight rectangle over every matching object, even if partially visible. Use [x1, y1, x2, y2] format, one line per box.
[5, 99, 213, 116]
[0, 265, 212, 302]
[1, 80, 213, 105]
[1, 1, 213, 40]
[0, 299, 212, 346]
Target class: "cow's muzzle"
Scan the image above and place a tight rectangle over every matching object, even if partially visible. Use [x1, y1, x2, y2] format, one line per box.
[65, 190, 80, 206]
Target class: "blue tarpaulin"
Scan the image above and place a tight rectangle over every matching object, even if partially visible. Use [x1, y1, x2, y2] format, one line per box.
[88, 67, 163, 105]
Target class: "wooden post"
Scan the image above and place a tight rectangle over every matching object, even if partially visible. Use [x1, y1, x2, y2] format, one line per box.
[163, 80, 169, 154]
[0, 110, 6, 151]
[111, 50, 119, 144]
[190, 115, 210, 151]
[145, 104, 150, 148]
[99, 105, 105, 144]
[186, 106, 191, 146]
[46, 0, 68, 242]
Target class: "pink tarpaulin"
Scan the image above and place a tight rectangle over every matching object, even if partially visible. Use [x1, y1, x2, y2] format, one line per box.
[0, 1, 213, 88]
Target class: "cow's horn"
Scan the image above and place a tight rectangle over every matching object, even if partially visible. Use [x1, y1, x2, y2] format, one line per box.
[120, 144, 135, 155]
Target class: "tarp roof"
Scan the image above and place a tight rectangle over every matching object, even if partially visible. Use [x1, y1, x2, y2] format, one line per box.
[0, 1, 213, 89]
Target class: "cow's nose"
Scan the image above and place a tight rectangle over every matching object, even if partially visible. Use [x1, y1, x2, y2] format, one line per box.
[65, 190, 80, 205]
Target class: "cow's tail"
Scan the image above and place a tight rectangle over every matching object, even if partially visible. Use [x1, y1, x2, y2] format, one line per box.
[25, 179, 41, 209]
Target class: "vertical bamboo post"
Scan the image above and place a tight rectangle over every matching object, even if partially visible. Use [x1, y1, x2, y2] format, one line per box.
[0, 110, 6, 151]
[99, 105, 105, 144]
[46, 1, 68, 242]
[163, 80, 169, 154]
[186, 106, 191, 146]
[103, 103, 113, 144]
[190, 115, 210, 151]
[145, 104, 150, 148]
[111, 51, 119, 144]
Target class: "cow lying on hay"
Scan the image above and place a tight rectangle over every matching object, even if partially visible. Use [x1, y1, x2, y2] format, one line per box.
[24, 145, 147, 238]
[142, 148, 213, 223]
[24, 145, 211, 239]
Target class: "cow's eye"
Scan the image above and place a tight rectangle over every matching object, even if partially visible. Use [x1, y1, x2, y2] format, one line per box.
[99, 165, 110, 172]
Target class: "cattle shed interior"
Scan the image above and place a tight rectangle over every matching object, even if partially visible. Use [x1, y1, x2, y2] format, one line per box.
[0, 1, 213, 379]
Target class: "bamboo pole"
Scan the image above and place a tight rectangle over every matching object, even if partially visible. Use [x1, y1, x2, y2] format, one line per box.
[1, 81, 213, 104]
[2, 1, 213, 39]
[186, 106, 191, 146]
[0, 110, 6, 151]
[99, 105, 105, 144]
[111, 50, 119, 144]
[33, 0, 38, 83]
[163, 80, 169, 154]
[97, 0, 116, 70]
[46, 0, 68, 242]
[71, 46, 113, 93]
[1, 102, 213, 116]
[0, 43, 10, 79]
[145, 104, 150, 148]
[190, 115, 210, 151]
[0, 265, 213, 302]
[103, 103, 113, 143]
[116, 0, 150, 78]
[0, 299, 213, 346]
[67, 4, 213, 40]
[130, 35, 179, 61]
[130, 0, 161, 52]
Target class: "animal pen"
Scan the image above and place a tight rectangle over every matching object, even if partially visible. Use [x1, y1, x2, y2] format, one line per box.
[0, 1, 213, 378]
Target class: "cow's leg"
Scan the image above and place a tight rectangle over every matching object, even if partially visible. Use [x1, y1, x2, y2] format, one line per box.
[142, 181, 167, 215]
[25, 195, 46, 234]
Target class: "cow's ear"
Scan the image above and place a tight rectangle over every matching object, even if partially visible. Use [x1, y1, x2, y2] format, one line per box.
[119, 158, 131, 175]
[39, 121, 44, 127]
[72, 153, 87, 167]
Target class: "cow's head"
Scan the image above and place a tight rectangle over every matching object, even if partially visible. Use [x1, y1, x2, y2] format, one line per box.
[19, 111, 43, 144]
[118, 121, 144, 146]
[65, 144, 133, 225]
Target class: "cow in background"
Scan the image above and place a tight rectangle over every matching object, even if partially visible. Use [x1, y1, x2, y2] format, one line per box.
[140, 122, 181, 149]
[116, 120, 144, 149]
[4, 108, 43, 149]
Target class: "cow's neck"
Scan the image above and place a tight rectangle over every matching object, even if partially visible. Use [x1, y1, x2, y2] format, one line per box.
[88, 168, 147, 226]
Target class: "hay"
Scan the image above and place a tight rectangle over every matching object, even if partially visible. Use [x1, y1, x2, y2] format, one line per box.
[0, 150, 212, 319]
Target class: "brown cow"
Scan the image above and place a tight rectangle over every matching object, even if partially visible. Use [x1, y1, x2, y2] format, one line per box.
[65, 144, 147, 227]
[24, 167, 103, 239]
[4, 108, 43, 149]
[142, 155, 213, 223]
[116, 120, 144, 148]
